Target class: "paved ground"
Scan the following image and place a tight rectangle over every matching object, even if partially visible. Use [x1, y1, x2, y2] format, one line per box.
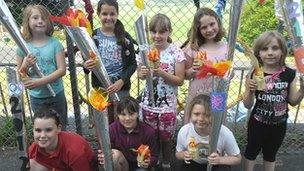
[1, 147, 303, 171]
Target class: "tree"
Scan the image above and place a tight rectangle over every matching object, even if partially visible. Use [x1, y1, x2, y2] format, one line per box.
[239, 0, 279, 47]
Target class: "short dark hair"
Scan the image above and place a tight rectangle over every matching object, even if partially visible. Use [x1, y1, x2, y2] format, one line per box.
[116, 96, 139, 115]
[33, 107, 61, 126]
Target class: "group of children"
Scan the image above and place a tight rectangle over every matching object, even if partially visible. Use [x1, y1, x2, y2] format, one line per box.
[14, 0, 304, 171]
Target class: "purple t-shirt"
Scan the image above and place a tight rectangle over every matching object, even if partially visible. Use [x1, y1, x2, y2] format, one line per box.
[109, 120, 159, 166]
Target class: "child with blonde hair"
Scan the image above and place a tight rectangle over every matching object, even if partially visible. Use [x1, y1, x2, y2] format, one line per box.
[176, 94, 241, 171]
[16, 4, 67, 129]
[243, 31, 304, 171]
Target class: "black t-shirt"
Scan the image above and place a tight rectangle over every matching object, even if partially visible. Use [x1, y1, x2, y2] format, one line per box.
[251, 66, 296, 124]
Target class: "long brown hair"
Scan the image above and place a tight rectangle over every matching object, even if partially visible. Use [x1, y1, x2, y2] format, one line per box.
[97, 0, 127, 47]
[22, 5, 54, 41]
[189, 7, 225, 50]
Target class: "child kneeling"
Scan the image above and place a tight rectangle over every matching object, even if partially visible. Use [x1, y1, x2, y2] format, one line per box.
[175, 94, 241, 171]
[98, 96, 159, 171]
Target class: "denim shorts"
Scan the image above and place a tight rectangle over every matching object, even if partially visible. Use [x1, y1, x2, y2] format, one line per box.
[30, 90, 68, 130]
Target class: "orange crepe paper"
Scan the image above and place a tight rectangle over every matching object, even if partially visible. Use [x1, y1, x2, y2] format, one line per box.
[147, 48, 160, 68]
[196, 51, 207, 60]
[50, 8, 92, 35]
[188, 137, 198, 148]
[196, 60, 232, 79]
[19, 68, 30, 82]
[148, 48, 160, 62]
[131, 144, 151, 163]
[294, 47, 304, 74]
[88, 87, 110, 111]
[187, 137, 199, 160]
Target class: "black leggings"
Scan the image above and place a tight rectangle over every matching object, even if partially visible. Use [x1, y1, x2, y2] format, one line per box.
[244, 116, 286, 162]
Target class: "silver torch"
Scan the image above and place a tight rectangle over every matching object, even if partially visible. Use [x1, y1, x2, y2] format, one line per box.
[65, 26, 120, 102]
[134, 14, 155, 107]
[0, 0, 56, 96]
[207, 0, 244, 170]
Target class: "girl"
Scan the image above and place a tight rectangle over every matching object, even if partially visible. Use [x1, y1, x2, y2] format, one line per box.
[176, 94, 241, 171]
[29, 107, 98, 170]
[137, 13, 185, 170]
[183, 7, 227, 124]
[16, 5, 67, 129]
[97, 96, 159, 171]
[83, 0, 137, 123]
[243, 31, 304, 171]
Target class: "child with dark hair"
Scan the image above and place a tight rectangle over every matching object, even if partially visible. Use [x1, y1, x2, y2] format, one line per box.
[83, 0, 137, 123]
[98, 96, 159, 171]
[29, 107, 98, 171]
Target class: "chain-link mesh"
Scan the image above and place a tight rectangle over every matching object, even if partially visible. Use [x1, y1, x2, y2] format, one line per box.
[0, 0, 303, 157]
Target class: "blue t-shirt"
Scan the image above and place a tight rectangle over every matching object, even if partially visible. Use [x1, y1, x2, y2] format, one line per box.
[93, 29, 123, 79]
[16, 37, 64, 98]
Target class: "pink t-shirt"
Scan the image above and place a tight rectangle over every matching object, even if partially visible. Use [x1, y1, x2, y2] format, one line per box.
[184, 41, 228, 106]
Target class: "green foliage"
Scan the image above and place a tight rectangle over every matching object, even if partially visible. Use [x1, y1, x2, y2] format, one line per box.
[239, 0, 279, 47]
[0, 116, 33, 147]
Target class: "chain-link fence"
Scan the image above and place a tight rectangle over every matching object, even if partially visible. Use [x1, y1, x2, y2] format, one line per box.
[0, 0, 303, 156]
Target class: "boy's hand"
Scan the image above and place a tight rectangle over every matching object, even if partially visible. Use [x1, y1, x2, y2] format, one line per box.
[208, 152, 221, 165]
[183, 151, 192, 164]
[138, 158, 150, 168]
[84, 59, 97, 71]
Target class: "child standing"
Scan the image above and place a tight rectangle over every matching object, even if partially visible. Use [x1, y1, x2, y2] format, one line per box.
[16, 5, 67, 129]
[137, 13, 185, 170]
[243, 31, 304, 171]
[183, 7, 227, 124]
[29, 107, 98, 171]
[83, 0, 137, 123]
[98, 96, 159, 171]
[176, 94, 241, 171]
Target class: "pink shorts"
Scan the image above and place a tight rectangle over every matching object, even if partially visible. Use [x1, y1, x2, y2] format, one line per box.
[142, 107, 176, 141]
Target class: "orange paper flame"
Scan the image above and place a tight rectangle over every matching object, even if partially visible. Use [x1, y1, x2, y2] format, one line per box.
[188, 137, 197, 148]
[196, 60, 232, 79]
[196, 51, 207, 60]
[148, 48, 160, 63]
[50, 8, 92, 35]
[19, 68, 30, 82]
[131, 144, 151, 163]
[88, 87, 110, 111]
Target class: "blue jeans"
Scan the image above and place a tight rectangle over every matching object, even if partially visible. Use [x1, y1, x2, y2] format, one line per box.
[30, 90, 67, 130]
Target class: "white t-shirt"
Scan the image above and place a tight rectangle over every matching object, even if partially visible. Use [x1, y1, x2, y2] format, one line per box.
[176, 122, 240, 164]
